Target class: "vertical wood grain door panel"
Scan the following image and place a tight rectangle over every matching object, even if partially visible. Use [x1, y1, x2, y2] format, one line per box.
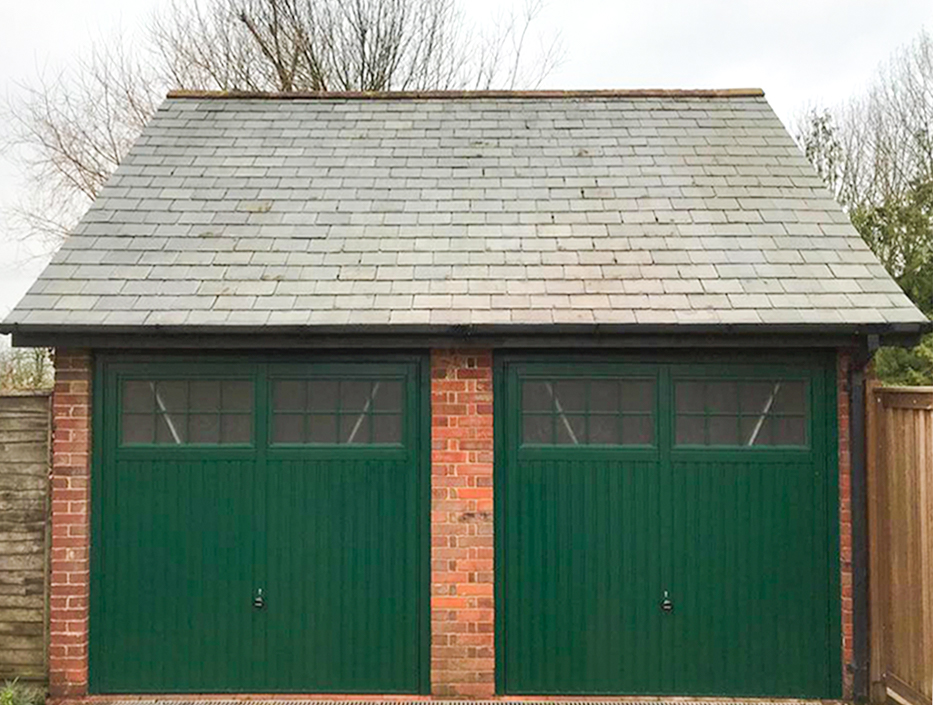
[256, 361, 425, 693]
[497, 361, 664, 694]
[665, 363, 838, 697]
[495, 354, 840, 698]
[90, 355, 427, 694]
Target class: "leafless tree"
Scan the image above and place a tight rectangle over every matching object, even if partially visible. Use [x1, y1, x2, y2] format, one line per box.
[153, 0, 561, 93]
[3, 41, 159, 243]
[795, 29, 933, 210]
[0, 343, 54, 392]
[795, 29, 933, 383]
[3, 0, 562, 245]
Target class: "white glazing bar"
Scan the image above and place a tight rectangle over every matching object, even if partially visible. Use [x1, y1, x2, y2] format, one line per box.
[346, 381, 381, 444]
[150, 381, 183, 444]
[544, 381, 580, 445]
[746, 381, 781, 446]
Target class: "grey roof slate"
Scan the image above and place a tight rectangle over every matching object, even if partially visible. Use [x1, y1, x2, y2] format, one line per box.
[2, 90, 929, 333]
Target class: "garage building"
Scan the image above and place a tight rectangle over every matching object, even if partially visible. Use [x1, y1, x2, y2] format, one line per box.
[2, 89, 930, 701]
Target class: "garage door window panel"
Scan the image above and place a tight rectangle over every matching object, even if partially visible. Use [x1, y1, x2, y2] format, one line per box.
[121, 378, 253, 446]
[520, 377, 655, 447]
[271, 378, 403, 446]
[674, 379, 808, 447]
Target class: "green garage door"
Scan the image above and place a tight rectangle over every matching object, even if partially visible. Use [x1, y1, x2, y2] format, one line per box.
[90, 355, 429, 694]
[496, 354, 841, 698]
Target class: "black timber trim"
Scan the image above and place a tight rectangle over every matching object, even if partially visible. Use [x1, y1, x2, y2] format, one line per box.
[4, 321, 930, 350]
[849, 342, 873, 703]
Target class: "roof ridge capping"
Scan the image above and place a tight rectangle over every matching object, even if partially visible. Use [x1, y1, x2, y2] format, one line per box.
[165, 88, 766, 100]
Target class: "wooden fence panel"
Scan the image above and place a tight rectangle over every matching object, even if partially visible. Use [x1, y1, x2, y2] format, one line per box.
[0, 393, 51, 683]
[867, 383, 933, 705]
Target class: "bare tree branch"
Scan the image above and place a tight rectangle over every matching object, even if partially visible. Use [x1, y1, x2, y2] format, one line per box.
[796, 29, 933, 210]
[3, 0, 563, 250]
[0, 343, 54, 392]
[2, 40, 161, 242]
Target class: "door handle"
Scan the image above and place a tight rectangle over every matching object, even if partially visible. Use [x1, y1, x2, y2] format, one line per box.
[660, 590, 673, 614]
[253, 587, 265, 610]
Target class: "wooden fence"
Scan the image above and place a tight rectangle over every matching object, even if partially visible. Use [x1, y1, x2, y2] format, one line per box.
[867, 383, 932, 705]
[0, 393, 51, 683]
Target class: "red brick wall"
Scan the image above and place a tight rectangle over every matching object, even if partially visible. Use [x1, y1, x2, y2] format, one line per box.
[429, 350, 495, 697]
[44, 346, 852, 700]
[49, 349, 92, 697]
[837, 350, 854, 698]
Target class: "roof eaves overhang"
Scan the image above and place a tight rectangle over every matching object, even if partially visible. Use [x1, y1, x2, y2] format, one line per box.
[3, 320, 930, 351]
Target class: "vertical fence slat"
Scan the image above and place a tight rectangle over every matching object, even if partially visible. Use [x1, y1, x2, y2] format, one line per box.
[0, 392, 51, 684]
[868, 385, 933, 705]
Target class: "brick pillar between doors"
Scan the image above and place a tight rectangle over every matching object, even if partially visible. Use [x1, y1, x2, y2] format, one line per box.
[429, 350, 495, 697]
[48, 349, 92, 698]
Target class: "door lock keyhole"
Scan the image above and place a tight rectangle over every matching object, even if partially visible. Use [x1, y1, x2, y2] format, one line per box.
[253, 587, 265, 610]
[660, 590, 673, 614]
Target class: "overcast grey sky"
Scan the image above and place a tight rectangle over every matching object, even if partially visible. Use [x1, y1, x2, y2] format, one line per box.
[1, 0, 932, 327]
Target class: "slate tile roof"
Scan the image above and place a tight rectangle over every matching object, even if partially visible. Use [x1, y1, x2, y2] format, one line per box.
[2, 89, 929, 332]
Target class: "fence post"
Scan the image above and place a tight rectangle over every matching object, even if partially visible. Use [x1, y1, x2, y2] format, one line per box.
[920, 395, 932, 705]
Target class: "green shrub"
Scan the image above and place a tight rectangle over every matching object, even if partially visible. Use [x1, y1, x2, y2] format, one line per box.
[873, 333, 933, 386]
[0, 680, 44, 705]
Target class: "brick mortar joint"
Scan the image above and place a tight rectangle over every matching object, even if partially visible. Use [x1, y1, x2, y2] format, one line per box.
[430, 350, 496, 696]
[49, 349, 93, 697]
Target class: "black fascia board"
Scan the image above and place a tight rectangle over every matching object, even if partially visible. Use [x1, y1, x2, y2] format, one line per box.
[4, 320, 929, 350]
